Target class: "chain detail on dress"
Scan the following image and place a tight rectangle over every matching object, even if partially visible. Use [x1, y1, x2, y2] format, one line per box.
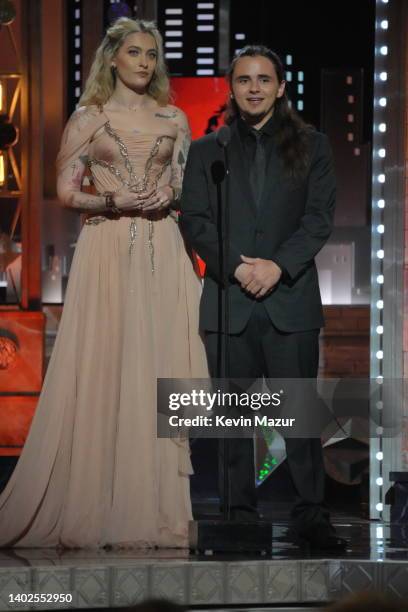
[87, 122, 175, 269]
[104, 122, 142, 190]
[129, 219, 137, 254]
[88, 158, 127, 187]
[148, 221, 154, 273]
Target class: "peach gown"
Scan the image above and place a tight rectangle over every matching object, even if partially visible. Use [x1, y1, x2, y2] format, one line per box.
[0, 105, 208, 548]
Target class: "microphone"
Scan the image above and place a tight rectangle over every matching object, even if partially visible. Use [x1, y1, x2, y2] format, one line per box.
[216, 125, 231, 148]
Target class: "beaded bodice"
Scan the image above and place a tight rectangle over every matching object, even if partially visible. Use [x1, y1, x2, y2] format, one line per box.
[85, 121, 177, 272]
[87, 121, 176, 195]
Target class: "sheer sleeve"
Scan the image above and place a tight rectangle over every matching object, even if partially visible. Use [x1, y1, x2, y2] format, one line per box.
[56, 106, 108, 212]
[169, 108, 191, 208]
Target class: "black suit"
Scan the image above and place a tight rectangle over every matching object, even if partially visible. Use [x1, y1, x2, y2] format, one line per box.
[180, 115, 336, 530]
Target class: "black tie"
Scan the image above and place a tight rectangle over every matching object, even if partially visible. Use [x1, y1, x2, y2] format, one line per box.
[249, 129, 265, 210]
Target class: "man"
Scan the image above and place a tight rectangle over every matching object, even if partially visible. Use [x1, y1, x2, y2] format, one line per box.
[180, 45, 345, 550]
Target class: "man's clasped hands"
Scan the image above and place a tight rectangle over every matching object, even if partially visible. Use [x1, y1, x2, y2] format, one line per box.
[234, 255, 282, 299]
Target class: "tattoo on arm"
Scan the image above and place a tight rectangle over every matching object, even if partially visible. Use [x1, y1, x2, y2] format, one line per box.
[181, 132, 190, 159]
[70, 168, 83, 189]
[68, 191, 106, 212]
[70, 176, 82, 190]
[74, 193, 104, 209]
[175, 134, 191, 183]
[70, 157, 87, 188]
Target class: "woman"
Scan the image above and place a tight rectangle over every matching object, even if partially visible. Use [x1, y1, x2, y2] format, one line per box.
[0, 17, 207, 548]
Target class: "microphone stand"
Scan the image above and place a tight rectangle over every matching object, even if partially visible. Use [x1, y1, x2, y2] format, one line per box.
[221, 143, 230, 522]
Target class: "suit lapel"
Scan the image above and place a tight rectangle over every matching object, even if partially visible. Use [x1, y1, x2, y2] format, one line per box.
[228, 122, 257, 217]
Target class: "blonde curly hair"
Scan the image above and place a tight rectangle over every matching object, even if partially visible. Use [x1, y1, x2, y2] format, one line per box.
[79, 17, 170, 107]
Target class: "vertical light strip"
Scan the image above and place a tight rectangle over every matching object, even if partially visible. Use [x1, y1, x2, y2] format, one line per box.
[74, 0, 82, 103]
[195, 1, 215, 75]
[285, 54, 304, 113]
[0, 152, 5, 187]
[370, 0, 390, 520]
[233, 33, 246, 57]
[289, 55, 304, 112]
[164, 7, 183, 62]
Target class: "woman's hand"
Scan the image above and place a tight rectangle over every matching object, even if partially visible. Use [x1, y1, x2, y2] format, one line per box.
[139, 185, 173, 212]
[113, 188, 156, 211]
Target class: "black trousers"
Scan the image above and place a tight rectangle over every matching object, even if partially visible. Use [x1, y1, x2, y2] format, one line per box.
[204, 301, 330, 529]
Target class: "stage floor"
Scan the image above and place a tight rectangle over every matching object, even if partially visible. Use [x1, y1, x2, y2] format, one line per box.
[1, 518, 408, 610]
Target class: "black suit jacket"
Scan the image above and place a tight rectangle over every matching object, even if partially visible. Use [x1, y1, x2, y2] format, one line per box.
[179, 118, 336, 334]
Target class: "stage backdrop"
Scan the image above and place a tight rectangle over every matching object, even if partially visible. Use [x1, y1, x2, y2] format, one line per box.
[171, 76, 228, 140]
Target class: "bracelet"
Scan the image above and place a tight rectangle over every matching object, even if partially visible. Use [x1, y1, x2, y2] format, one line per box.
[104, 192, 120, 215]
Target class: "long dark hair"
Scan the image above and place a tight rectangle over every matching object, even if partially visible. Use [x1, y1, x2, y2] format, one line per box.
[225, 45, 312, 178]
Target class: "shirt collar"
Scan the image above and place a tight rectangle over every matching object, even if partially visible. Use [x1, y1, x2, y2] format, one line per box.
[237, 112, 279, 140]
